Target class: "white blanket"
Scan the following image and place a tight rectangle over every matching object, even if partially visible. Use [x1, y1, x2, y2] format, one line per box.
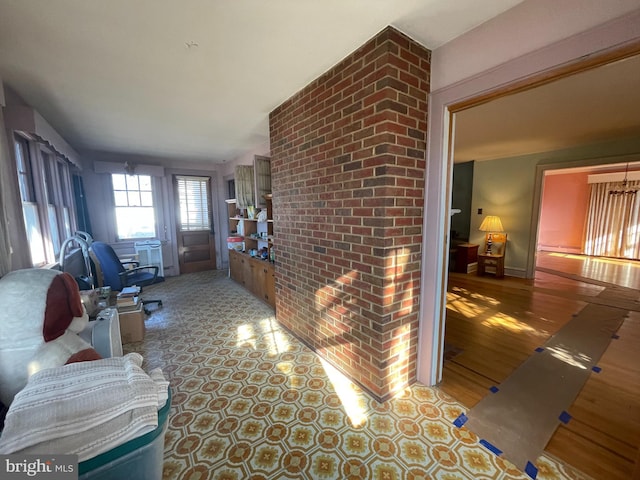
[0, 353, 169, 462]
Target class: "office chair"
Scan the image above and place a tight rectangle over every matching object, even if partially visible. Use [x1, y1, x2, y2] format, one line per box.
[90, 241, 163, 313]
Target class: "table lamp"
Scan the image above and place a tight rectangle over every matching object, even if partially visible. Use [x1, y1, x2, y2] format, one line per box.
[479, 215, 504, 254]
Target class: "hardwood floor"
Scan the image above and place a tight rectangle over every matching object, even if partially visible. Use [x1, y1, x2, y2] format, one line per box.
[440, 252, 640, 480]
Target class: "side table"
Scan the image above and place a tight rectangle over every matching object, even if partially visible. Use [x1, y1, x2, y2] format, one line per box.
[477, 253, 505, 278]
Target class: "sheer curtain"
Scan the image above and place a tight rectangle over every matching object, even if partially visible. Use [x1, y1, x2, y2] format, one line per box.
[584, 180, 640, 259]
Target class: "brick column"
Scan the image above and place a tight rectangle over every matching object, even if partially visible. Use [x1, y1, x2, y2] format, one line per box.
[269, 26, 430, 401]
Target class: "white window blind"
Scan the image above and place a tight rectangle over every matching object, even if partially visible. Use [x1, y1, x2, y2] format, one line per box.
[177, 176, 211, 231]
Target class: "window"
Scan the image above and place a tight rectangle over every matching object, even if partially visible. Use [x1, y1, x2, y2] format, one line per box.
[112, 174, 156, 239]
[57, 162, 73, 240]
[14, 136, 46, 265]
[176, 176, 211, 231]
[42, 151, 62, 254]
[13, 134, 77, 266]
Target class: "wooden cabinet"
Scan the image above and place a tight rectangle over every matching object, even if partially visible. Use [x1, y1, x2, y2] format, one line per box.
[256, 262, 275, 306]
[226, 195, 275, 309]
[229, 249, 245, 284]
[229, 250, 275, 308]
[454, 243, 479, 273]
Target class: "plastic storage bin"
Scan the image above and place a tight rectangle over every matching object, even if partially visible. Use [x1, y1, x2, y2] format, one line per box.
[227, 236, 244, 252]
[78, 390, 171, 480]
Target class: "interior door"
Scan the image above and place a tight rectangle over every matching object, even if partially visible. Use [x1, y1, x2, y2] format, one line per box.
[174, 175, 216, 274]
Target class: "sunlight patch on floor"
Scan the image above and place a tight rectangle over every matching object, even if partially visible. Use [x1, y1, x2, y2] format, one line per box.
[447, 291, 490, 318]
[481, 312, 546, 336]
[276, 361, 293, 375]
[319, 357, 368, 427]
[236, 323, 257, 349]
[451, 286, 500, 304]
[259, 317, 290, 355]
[546, 345, 591, 370]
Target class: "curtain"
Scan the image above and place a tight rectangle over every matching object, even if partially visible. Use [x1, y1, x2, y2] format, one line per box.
[235, 165, 254, 209]
[584, 180, 640, 259]
[0, 109, 14, 276]
[72, 174, 93, 236]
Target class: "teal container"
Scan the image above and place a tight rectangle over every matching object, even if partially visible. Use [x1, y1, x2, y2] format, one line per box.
[78, 389, 171, 480]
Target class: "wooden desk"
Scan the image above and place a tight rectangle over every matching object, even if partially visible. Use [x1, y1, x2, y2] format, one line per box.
[477, 253, 505, 278]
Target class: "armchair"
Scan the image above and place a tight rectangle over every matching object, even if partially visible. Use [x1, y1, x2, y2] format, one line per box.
[90, 241, 163, 313]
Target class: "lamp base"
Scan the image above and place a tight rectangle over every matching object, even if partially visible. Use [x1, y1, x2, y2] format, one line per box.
[485, 234, 493, 255]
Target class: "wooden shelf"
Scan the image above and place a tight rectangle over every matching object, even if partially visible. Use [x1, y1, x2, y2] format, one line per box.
[227, 194, 275, 308]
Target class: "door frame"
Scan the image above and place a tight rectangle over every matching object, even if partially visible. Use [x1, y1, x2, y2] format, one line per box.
[416, 16, 640, 387]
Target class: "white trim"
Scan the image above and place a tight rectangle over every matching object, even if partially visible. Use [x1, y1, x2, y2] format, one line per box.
[588, 171, 640, 183]
[417, 11, 640, 387]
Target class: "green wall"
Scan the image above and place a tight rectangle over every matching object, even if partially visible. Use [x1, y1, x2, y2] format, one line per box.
[451, 161, 474, 241]
[468, 137, 640, 276]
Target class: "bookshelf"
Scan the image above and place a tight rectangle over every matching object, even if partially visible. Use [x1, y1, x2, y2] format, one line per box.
[226, 195, 275, 308]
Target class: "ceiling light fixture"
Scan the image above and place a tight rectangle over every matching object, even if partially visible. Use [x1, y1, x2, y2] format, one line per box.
[124, 161, 136, 176]
[609, 163, 638, 196]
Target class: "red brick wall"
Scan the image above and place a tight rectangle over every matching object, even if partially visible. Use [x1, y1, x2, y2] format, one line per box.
[269, 26, 430, 401]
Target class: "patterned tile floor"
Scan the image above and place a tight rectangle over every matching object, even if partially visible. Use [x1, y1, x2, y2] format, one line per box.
[124, 270, 591, 480]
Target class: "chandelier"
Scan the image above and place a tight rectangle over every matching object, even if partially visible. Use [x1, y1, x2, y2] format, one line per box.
[609, 163, 638, 196]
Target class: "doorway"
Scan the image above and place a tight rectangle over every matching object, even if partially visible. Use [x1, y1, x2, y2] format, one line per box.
[536, 160, 640, 260]
[174, 175, 217, 274]
[433, 38, 640, 480]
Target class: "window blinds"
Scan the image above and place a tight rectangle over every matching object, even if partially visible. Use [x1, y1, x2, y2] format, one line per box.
[176, 175, 210, 231]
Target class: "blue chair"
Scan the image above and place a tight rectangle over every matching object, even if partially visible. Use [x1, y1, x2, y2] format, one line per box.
[90, 241, 163, 313]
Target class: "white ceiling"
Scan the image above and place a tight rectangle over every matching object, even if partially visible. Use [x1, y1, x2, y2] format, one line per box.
[0, 0, 525, 164]
[454, 54, 640, 163]
[2, 1, 638, 166]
